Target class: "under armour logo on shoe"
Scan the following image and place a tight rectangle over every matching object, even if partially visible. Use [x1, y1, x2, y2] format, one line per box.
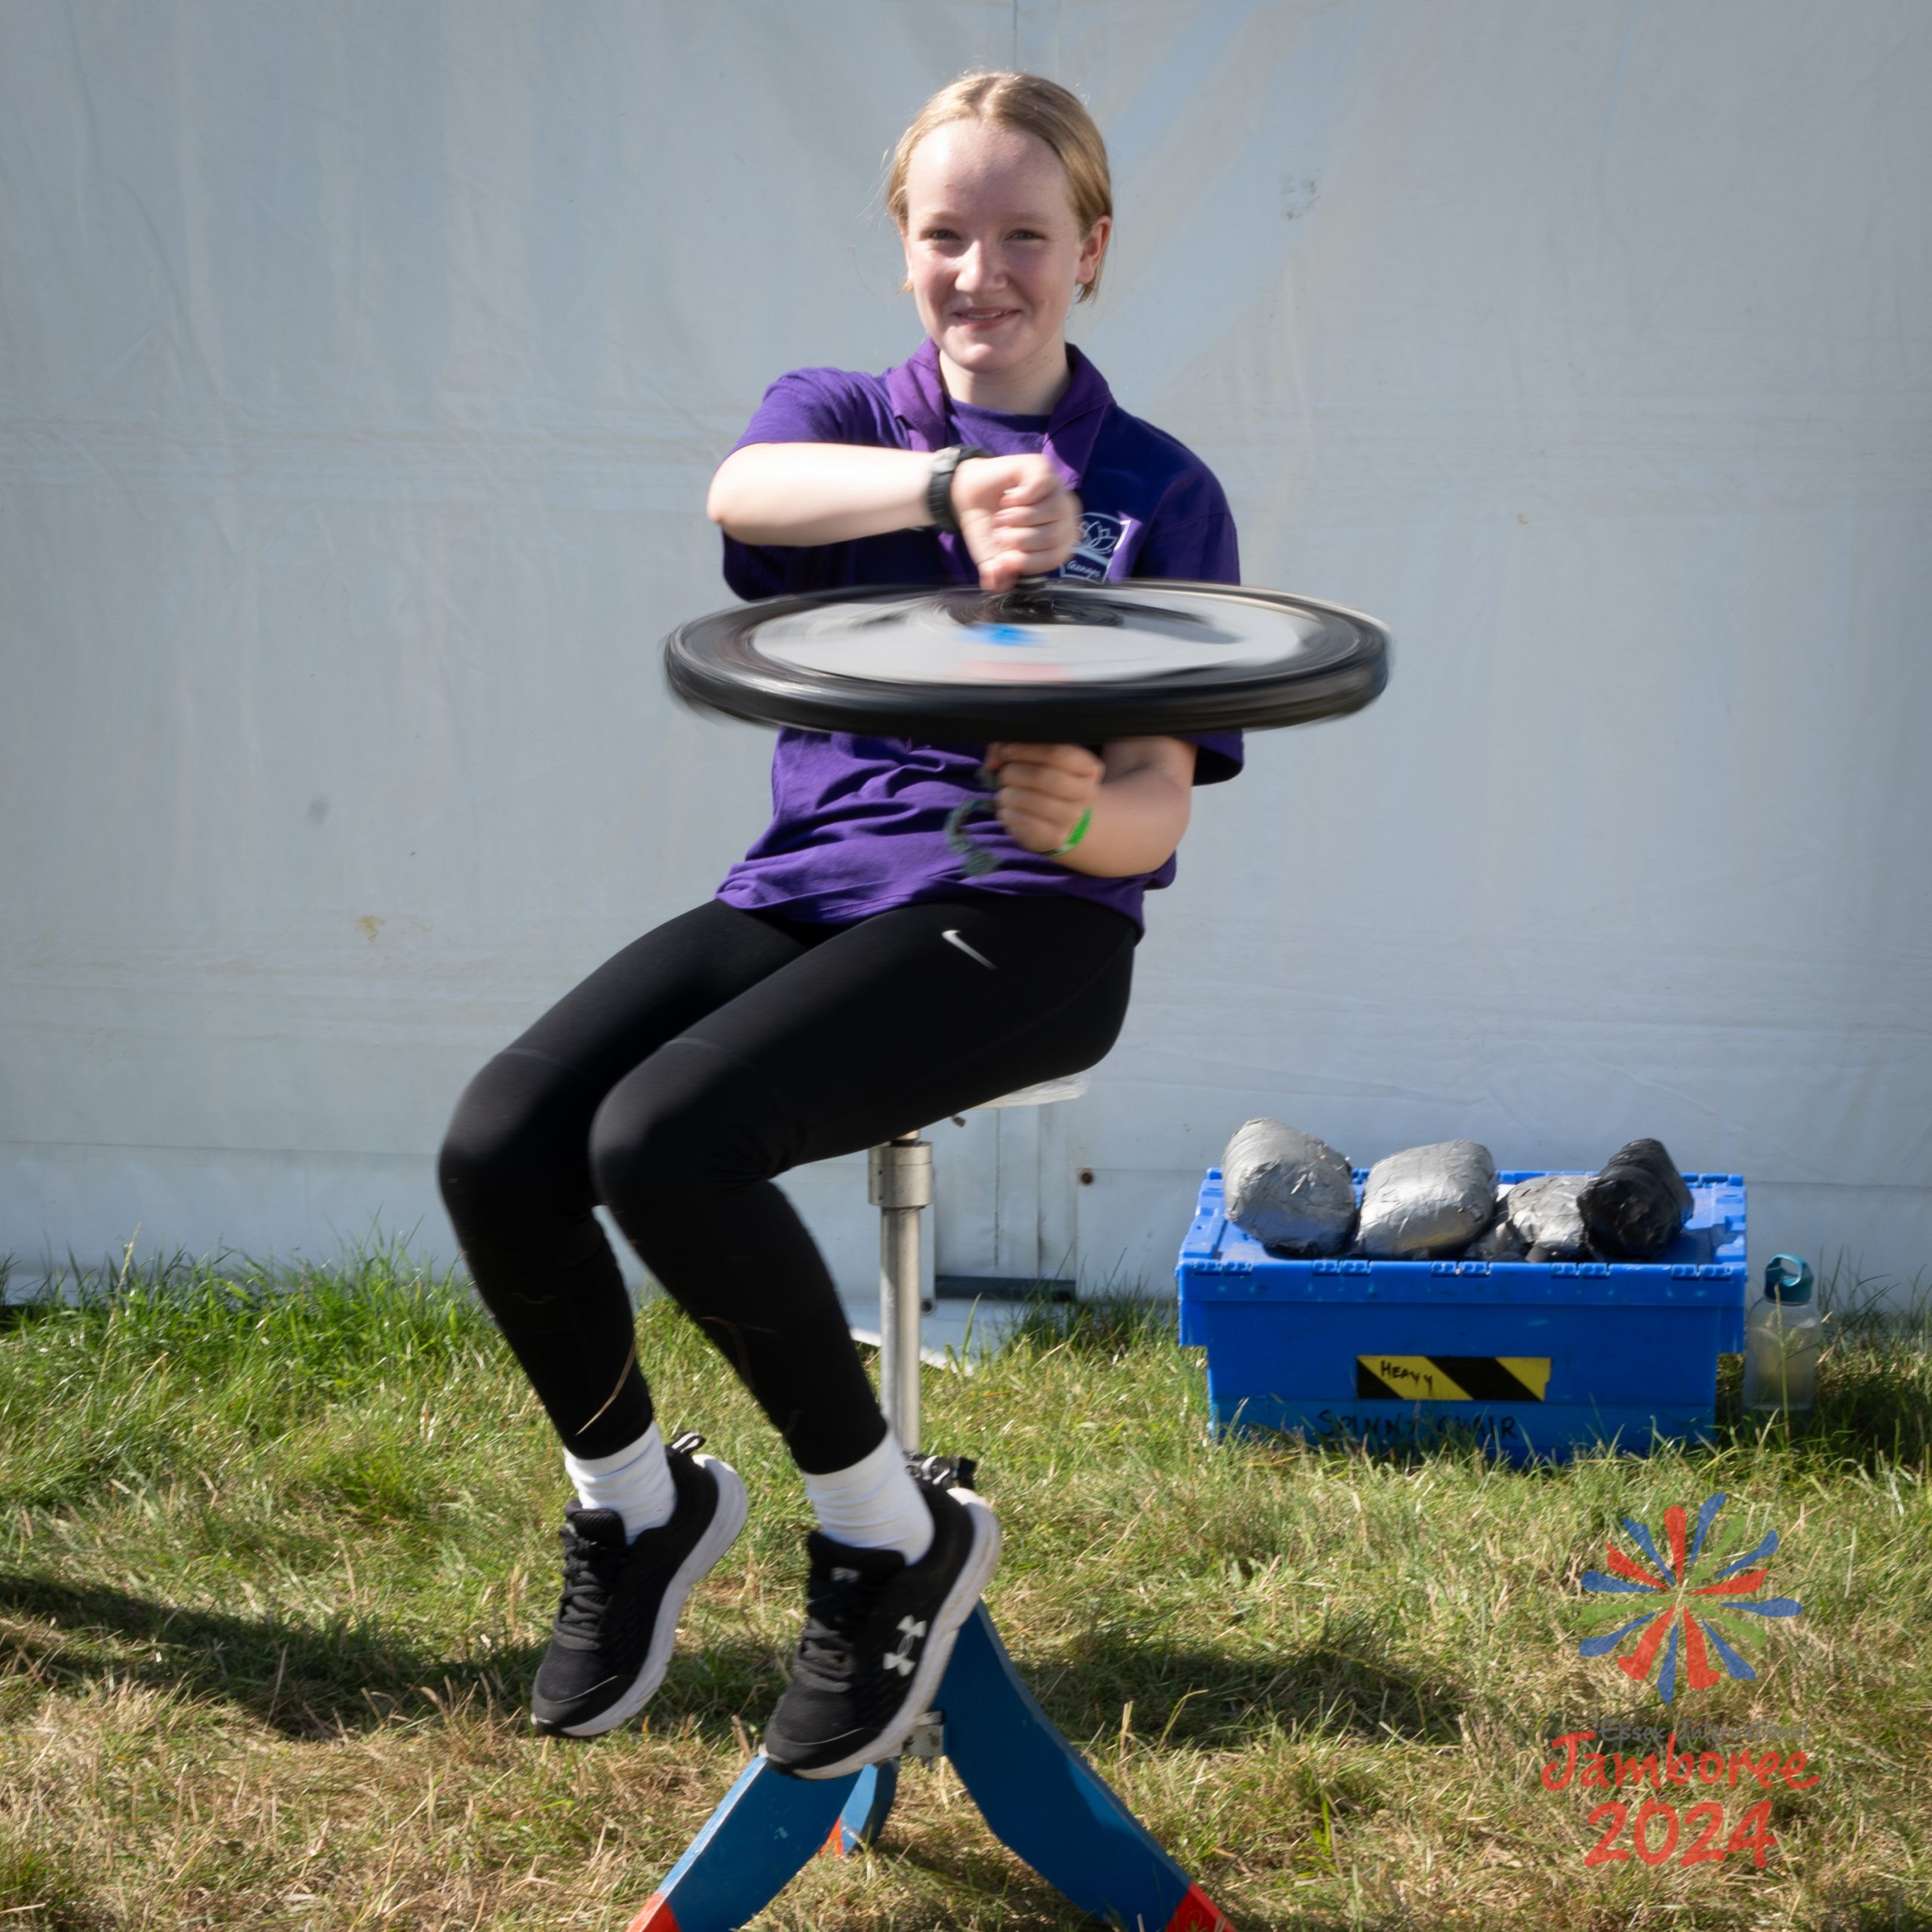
[883, 1615, 927, 1676]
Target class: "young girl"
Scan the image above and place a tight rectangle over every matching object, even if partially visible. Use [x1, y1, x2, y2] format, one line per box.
[438, 71, 1241, 1780]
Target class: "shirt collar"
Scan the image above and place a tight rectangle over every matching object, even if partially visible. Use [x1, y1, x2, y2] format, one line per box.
[884, 337, 1112, 486]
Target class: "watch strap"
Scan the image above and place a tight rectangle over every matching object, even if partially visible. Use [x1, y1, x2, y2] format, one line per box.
[925, 444, 992, 535]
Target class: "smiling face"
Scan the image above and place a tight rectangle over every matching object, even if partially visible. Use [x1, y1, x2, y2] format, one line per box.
[898, 118, 1111, 415]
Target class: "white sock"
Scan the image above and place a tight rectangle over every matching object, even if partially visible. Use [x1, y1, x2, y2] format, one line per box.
[803, 1431, 933, 1564]
[564, 1421, 676, 1540]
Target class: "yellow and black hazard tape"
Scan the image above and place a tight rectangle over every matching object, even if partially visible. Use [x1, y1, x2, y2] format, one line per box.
[1355, 1355, 1551, 1404]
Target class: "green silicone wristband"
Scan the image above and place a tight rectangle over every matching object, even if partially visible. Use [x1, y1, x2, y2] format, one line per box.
[1051, 807, 1094, 857]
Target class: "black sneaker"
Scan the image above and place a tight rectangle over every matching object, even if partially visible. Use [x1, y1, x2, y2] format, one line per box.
[761, 1455, 999, 1779]
[530, 1432, 747, 1737]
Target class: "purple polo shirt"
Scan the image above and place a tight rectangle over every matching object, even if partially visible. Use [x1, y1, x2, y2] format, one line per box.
[714, 340, 1243, 930]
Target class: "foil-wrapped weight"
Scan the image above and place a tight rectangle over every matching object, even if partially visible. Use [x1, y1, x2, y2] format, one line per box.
[1220, 1118, 1358, 1257]
[1466, 1188, 1530, 1260]
[1356, 1140, 1499, 1259]
[1504, 1173, 1593, 1261]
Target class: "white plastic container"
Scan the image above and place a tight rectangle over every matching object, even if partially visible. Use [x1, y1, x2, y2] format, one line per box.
[1741, 1254, 1821, 1413]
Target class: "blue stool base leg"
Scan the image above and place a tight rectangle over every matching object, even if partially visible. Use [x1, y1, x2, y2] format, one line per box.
[624, 1617, 1233, 1932]
[626, 1616, 1232, 1930]
[832, 1756, 900, 1854]
[624, 1754, 857, 1932]
[939, 1604, 1231, 1931]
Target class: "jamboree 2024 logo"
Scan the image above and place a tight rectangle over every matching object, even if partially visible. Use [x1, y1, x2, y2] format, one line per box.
[1542, 1492, 1812, 1872]
[1578, 1488, 1802, 1697]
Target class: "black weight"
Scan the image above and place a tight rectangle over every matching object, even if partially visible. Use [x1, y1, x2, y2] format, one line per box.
[664, 580, 1388, 741]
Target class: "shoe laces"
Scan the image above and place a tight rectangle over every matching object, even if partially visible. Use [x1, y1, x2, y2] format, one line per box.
[550, 1432, 702, 1640]
[553, 1521, 627, 1641]
[794, 1563, 884, 1686]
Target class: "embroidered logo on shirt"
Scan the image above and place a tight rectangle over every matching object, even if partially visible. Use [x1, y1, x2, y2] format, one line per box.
[1059, 511, 1129, 582]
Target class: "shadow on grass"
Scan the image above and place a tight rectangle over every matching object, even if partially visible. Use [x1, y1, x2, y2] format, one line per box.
[1021, 1616, 1466, 1751]
[0, 1570, 786, 1745]
[0, 1300, 70, 1336]
[1001, 1296, 1177, 1359]
[853, 1833, 1101, 1932]
[0, 1564, 1461, 1764]
[1815, 1894, 1932, 1932]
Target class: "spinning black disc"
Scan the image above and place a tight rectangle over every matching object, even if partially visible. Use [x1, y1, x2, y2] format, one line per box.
[664, 579, 1388, 741]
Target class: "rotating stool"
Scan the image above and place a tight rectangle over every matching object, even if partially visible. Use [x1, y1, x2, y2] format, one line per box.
[625, 1078, 1235, 1932]
[869, 1071, 1088, 1448]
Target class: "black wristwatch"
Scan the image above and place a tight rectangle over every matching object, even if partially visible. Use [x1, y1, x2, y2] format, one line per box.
[924, 445, 992, 535]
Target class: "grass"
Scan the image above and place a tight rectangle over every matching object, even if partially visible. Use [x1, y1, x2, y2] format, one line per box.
[2, 1252, 1930, 1929]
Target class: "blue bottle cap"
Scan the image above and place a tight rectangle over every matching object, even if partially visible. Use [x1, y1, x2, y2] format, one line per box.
[1763, 1254, 1814, 1303]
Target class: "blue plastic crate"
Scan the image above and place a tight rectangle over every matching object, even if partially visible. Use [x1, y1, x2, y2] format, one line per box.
[1176, 1168, 1747, 1462]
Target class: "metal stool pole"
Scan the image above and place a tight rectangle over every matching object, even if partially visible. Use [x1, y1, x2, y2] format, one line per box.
[868, 1132, 931, 1454]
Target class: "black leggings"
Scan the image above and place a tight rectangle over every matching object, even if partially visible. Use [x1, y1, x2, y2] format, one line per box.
[437, 894, 1135, 1473]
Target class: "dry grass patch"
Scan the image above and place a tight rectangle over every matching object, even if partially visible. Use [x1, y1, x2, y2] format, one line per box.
[1, 1258, 1929, 1927]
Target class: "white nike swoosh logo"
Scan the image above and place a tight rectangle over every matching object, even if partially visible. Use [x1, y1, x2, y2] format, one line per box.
[941, 928, 996, 971]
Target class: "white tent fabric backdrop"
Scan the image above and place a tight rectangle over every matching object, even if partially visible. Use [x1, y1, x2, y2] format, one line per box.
[4, 2, 1928, 1305]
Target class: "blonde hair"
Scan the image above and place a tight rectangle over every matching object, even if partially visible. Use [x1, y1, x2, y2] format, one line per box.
[887, 72, 1113, 303]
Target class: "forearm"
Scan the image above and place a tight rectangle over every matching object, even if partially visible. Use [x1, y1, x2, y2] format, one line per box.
[988, 736, 1197, 878]
[707, 443, 933, 546]
[1054, 759, 1193, 878]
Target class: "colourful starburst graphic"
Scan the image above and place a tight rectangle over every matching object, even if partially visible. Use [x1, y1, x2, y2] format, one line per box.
[1576, 1492, 1802, 1703]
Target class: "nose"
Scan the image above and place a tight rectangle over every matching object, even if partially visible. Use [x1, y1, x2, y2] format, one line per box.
[955, 240, 1004, 295]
